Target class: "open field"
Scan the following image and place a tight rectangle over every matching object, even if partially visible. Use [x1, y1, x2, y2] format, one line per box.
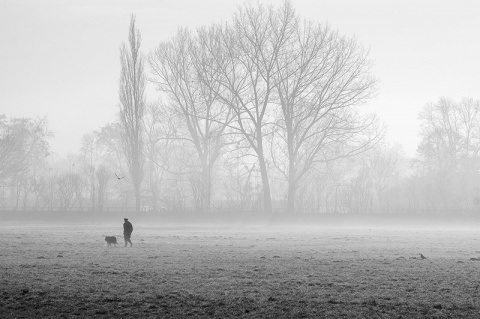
[1, 222, 480, 318]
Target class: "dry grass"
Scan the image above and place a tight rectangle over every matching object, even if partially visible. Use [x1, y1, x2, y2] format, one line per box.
[1, 223, 480, 318]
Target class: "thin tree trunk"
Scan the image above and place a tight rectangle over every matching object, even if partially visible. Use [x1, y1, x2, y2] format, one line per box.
[257, 152, 272, 214]
[287, 161, 296, 215]
[135, 185, 140, 212]
[201, 159, 211, 214]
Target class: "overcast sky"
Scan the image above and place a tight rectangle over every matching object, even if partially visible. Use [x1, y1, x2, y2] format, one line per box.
[1, 0, 479, 157]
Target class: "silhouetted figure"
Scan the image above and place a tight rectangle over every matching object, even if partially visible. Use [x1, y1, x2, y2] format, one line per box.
[419, 253, 427, 259]
[123, 218, 133, 247]
[115, 173, 125, 180]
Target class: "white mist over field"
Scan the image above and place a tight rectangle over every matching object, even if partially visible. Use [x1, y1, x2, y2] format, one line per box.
[2, 224, 480, 317]
[2, 1, 480, 316]
[1, 0, 480, 218]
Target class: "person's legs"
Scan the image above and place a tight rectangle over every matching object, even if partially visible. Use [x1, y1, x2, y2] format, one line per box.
[124, 234, 132, 247]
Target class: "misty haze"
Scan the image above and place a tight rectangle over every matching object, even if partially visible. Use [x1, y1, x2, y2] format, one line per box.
[1, 1, 480, 318]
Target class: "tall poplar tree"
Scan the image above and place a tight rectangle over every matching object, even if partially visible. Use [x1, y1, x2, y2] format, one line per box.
[119, 15, 146, 212]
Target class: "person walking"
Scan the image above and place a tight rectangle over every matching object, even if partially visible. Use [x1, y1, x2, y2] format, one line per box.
[123, 218, 133, 247]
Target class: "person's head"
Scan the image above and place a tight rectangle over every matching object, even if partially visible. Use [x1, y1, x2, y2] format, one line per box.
[124, 218, 128, 221]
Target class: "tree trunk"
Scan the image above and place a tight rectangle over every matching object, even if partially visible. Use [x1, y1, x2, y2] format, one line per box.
[257, 153, 272, 214]
[287, 132, 296, 215]
[201, 159, 211, 214]
[91, 177, 96, 212]
[135, 185, 140, 212]
[133, 152, 142, 212]
[287, 168, 296, 215]
[255, 127, 272, 214]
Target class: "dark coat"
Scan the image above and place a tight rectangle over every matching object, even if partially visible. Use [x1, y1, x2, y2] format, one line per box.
[123, 220, 133, 236]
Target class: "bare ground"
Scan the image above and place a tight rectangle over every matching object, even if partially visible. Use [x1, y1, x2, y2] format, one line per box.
[1, 223, 480, 318]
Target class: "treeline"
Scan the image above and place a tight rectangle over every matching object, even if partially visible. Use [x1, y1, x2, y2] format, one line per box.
[1, 99, 480, 215]
[1, 2, 479, 215]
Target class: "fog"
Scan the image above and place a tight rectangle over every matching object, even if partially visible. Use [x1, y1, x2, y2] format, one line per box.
[2, 221, 480, 317]
[1, 1, 480, 317]
[2, 1, 480, 221]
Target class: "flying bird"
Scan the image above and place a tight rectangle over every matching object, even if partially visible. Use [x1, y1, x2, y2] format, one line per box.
[115, 173, 125, 180]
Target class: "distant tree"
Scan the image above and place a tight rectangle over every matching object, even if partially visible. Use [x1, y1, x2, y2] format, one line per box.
[0, 116, 51, 182]
[146, 1, 380, 215]
[149, 29, 233, 213]
[0, 116, 51, 209]
[199, 2, 298, 214]
[369, 144, 404, 211]
[295, 159, 352, 214]
[35, 174, 57, 211]
[96, 123, 125, 172]
[80, 131, 114, 211]
[95, 165, 111, 211]
[95, 122, 134, 210]
[417, 97, 480, 174]
[347, 144, 404, 213]
[118, 15, 146, 212]
[56, 172, 83, 211]
[80, 133, 99, 211]
[416, 97, 480, 210]
[271, 12, 380, 214]
[143, 102, 177, 211]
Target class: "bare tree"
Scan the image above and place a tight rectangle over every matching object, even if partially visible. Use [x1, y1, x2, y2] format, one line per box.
[418, 97, 480, 174]
[80, 133, 98, 211]
[0, 116, 51, 209]
[56, 172, 83, 211]
[200, 2, 298, 214]
[345, 144, 404, 214]
[96, 165, 111, 211]
[294, 160, 352, 214]
[271, 18, 380, 214]
[80, 131, 114, 211]
[0, 116, 51, 182]
[149, 29, 233, 213]
[416, 97, 480, 211]
[369, 144, 404, 212]
[143, 102, 177, 210]
[119, 15, 146, 212]
[96, 122, 126, 174]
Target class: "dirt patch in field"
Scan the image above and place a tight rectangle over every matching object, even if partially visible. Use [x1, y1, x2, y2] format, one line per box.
[1, 225, 480, 318]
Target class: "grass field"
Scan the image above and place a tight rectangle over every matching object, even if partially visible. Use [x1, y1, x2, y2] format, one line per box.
[1, 222, 480, 318]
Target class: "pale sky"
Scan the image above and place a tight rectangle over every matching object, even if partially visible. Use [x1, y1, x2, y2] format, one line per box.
[1, 0, 479, 157]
